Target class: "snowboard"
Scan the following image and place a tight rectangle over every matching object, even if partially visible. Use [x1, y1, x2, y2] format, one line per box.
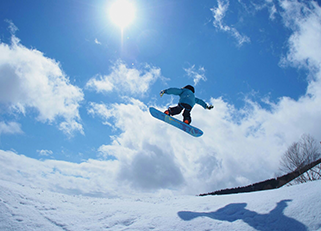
[149, 107, 203, 137]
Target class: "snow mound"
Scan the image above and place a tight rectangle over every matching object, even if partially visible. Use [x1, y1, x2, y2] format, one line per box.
[0, 179, 320, 231]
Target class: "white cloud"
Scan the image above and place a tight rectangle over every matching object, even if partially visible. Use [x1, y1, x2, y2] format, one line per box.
[210, 0, 250, 46]
[269, 3, 277, 20]
[37, 149, 53, 157]
[94, 38, 101, 45]
[86, 60, 162, 96]
[184, 65, 207, 86]
[5, 19, 18, 34]
[280, 0, 321, 71]
[0, 31, 84, 136]
[251, 1, 278, 20]
[0, 121, 23, 135]
[88, 99, 185, 191]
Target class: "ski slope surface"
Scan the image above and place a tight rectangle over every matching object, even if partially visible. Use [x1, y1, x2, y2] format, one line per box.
[0, 179, 320, 231]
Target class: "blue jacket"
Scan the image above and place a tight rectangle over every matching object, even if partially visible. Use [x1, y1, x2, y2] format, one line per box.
[164, 88, 207, 109]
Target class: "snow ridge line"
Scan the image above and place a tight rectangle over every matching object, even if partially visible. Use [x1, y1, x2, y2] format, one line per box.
[200, 157, 321, 196]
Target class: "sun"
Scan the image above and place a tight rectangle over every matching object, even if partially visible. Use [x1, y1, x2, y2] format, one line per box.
[109, 0, 136, 29]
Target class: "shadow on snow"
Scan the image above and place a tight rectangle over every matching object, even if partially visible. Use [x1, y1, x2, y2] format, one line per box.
[178, 200, 307, 231]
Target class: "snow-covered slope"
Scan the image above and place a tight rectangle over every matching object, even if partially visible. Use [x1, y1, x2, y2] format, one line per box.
[0, 179, 320, 231]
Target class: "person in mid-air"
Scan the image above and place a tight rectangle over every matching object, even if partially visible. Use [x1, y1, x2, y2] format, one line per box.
[160, 85, 213, 125]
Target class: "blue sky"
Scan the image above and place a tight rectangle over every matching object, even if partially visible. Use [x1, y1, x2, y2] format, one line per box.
[1, 0, 321, 194]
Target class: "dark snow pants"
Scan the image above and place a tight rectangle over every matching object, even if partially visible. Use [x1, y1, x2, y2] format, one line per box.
[168, 103, 192, 124]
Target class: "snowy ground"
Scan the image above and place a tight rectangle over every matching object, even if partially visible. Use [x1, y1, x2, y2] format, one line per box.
[0, 179, 320, 231]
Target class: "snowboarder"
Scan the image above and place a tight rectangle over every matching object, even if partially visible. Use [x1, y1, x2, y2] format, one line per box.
[160, 85, 213, 125]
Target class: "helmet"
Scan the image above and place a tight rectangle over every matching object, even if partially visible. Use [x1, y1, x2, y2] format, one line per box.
[183, 85, 195, 93]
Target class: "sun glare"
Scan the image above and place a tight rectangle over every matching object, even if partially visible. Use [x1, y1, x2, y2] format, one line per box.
[109, 0, 136, 29]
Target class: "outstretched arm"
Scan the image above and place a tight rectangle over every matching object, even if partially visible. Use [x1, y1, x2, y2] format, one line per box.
[195, 98, 214, 110]
[160, 88, 183, 97]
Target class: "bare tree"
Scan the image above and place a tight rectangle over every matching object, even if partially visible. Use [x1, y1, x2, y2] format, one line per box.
[279, 134, 321, 184]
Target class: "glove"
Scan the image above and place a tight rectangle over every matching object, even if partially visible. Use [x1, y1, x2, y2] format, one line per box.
[160, 90, 165, 97]
[207, 105, 214, 110]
